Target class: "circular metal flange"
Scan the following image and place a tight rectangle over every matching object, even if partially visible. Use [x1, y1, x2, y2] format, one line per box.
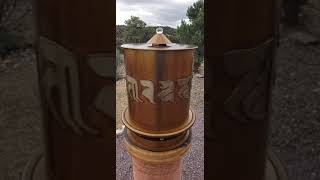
[124, 135, 192, 164]
[121, 43, 197, 51]
[121, 107, 195, 138]
[22, 150, 288, 180]
[126, 128, 191, 152]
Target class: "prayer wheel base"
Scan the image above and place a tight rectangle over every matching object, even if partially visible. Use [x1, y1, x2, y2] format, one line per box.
[132, 158, 182, 180]
[22, 150, 287, 180]
[124, 135, 191, 180]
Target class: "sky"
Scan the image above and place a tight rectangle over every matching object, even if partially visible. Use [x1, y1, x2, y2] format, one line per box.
[116, 0, 198, 28]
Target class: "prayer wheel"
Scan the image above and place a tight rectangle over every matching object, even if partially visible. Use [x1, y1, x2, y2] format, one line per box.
[121, 27, 197, 179]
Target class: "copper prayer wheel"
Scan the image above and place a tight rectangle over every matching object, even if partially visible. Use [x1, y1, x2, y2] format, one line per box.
[121, 28, 197, 180]
[121, 27, 197, 151]
[122, 29, 197, 136]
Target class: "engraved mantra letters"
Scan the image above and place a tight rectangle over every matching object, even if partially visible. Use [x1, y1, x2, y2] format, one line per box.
[39, 36, 114, 136]
[126, 75, 192, 103]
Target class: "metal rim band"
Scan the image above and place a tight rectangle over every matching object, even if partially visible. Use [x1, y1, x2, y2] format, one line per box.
[128, 129, 189, 142]
[125, 128, 192, 152]
[121, 107, 196, 138]
[124, 137, 192, 163]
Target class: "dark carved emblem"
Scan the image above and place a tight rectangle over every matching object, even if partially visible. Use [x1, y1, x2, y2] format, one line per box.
[223, 39, 275, 124]
[39, 37, 115, 136]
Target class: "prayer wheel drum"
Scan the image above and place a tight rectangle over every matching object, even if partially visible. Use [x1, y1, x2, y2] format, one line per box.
[121, 28, 197, 151]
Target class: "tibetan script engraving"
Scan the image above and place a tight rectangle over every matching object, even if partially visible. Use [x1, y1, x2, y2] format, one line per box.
[158, 80, 175, 103]
[141, 80, 155, 104]
[177, 76, 192, 99]
[127, 75, 143, 102]
[125, 75, 192, 104]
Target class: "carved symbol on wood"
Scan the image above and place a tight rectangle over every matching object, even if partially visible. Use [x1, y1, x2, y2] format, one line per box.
[88, 54, 116, 120]
[39, 37, 115, 136]
[223, 39, 275, 124]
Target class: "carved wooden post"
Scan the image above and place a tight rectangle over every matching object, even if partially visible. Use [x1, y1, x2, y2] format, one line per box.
[22, 1, 116, 180]
[121, 28, 197, 179]
[205, 0, 287, 180]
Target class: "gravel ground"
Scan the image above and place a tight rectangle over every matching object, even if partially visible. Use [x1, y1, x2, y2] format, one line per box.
[0, 50, 42, 180]
[116, 75, 204, 180]
[270, 32, 320, 180]
[116, 79, 127, 130]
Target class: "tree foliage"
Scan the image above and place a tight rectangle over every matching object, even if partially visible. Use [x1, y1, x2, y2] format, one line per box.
[123, 16, 148, 43]
[121, 16, 179, 45]
[282, 0, 307, 25]
[116, 1, 204, 71]
[0, 0, 31, 56]
[0, 0, 31, 31]
[177, 0, 204, 64]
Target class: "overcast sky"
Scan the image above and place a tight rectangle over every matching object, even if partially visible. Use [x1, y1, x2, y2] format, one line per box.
[116, 0, 198, 28]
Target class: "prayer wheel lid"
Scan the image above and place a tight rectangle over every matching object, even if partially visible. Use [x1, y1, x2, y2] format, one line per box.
[121, 27, 197, 51]
[147, 27, 172, 46]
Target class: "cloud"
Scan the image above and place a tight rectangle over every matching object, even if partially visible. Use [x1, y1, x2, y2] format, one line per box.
[116, 0, 198, 28]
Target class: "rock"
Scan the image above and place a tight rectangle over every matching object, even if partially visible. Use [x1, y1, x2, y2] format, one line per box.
[195, 74, 204, 78]
[116, 125, 125, 135]
[288, 31, 320, 45]
[198, 62, 204, 75]
[0, 64, 7, 72]
[312, 88, 320, 93]
[302, 6, 320, 37]
[309, 0, 320, 11]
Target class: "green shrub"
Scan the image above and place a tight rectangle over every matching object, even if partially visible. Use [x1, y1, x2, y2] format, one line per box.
[0, 31, 20, 57]
[282, 0, 307, 25]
